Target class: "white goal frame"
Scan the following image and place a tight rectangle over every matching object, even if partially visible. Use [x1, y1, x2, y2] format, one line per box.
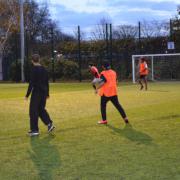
[132, 53, 180, 83]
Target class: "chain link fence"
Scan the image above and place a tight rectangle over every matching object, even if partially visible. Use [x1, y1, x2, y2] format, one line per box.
[2, 20, 180, 82]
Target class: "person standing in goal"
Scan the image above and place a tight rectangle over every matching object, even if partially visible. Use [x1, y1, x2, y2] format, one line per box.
[95, 61, 129, 125]
[138, 57, 149, 90]
[25, 54, 55, 136]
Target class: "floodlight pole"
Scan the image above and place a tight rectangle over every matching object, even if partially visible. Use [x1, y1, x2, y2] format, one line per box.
[20, 0, 25, 82]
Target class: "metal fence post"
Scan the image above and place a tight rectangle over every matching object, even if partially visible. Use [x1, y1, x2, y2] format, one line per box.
[78, 25, 82, 82]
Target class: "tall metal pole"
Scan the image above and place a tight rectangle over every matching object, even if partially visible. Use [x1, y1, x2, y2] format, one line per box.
[25, 29, 29, 62]
[109, 24, 113, 68]
[106, 23, 109, 60]
[20, 0, 25, 82]
[138, 21, 141, 54]
[170, 19, 173, 41]
[78, 26, 82, 82]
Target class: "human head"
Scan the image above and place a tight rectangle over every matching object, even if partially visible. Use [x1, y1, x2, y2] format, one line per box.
[140, 57, 146, 63]
[102, 61, 111, 70]
[32, 54, 40, 64]
[88, 63, 93, 68]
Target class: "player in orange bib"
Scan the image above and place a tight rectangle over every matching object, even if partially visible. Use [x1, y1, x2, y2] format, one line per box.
[138, 57, 149, 90]
[95, 61, 129, 125]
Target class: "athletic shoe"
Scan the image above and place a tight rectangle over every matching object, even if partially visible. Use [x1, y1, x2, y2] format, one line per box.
[48, 123, 55, 132]
[124, 118, 129, 124]
[98, 120, 108, 124]
[28, 131, 39, 137]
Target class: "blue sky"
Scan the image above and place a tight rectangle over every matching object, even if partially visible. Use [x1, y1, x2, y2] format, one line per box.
[37, 0, 179, 32]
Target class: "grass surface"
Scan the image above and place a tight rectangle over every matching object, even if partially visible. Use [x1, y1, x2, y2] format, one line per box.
[0, 82, 180, 180]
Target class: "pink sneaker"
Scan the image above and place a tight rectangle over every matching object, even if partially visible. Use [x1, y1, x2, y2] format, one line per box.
[98, 120, 108, 124]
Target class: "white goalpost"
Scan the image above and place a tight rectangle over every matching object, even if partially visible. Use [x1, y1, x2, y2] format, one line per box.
[132, 53, 180, 83]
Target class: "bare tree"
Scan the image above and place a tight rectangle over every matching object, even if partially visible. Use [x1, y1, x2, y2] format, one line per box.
[91, 17, 111, 41]
[141, 20, 169, 38]
[0, 0, 18, 80]
[113, 25, 138, 39]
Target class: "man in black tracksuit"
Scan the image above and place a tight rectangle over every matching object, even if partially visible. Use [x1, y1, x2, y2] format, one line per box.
[25, 54, 55, 136]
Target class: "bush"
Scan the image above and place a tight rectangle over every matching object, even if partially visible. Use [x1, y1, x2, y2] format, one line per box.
[40, 57, 53, 78]
[9, 60, 21, 82]
[9, 60, 32, 82]
[9, 58, 80, 82]
[81, 69, 92, 80]
[41, 58, 79, 80]
[61, 60, 79, 79]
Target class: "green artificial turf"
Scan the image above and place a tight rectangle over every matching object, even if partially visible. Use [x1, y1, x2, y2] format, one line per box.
[0, 82, 180, 180]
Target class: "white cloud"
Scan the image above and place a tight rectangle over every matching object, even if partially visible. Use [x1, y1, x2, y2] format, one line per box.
[128, 7, 174, 17]
[49, 0, 108, 13]
[140, 0, 179, 3]
[36, 0, 178, 27]
[44, 0, 178, 16]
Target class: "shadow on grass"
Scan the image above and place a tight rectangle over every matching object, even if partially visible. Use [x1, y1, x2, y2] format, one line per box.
[29, 134, 60, 180]
[154, 114, 180, 121]
[107, 124, 153, 145]
[147, 90, 169, 92]
[56, 124, 97, 133]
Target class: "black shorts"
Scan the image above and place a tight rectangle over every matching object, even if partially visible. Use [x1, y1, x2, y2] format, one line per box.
[140, 75, 147, 79]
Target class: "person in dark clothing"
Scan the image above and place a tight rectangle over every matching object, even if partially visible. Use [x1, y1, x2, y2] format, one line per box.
[25, 54, 55, 136]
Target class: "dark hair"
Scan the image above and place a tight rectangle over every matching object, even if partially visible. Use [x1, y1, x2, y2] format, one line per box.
[102, 61, 110, 69]
[32, 54, 40, 63]
[88, 63, 93, 67]
[141, 57, 146, 62]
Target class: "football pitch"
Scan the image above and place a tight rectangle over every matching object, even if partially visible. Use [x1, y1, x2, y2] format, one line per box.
[0, 82, 180, 180]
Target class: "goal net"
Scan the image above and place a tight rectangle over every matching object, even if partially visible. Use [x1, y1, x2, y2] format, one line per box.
[132, 53, 180, 83]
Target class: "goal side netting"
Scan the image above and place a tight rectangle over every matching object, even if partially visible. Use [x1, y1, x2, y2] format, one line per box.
[132, 53, 180, 83]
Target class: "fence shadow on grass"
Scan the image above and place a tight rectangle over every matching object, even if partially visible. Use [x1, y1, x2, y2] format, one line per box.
[147, 90, 169, 93]
[107, 124, 153, 145]
[154, 114, 180, 121]
[29, 134, 60, 180]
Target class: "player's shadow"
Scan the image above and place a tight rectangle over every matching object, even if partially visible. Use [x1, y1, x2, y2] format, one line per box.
[29, 134, 61, 180]
[107, 124, 153, 145]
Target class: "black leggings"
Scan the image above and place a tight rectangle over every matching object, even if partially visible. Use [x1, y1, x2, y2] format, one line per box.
[101, 95, 127, 120]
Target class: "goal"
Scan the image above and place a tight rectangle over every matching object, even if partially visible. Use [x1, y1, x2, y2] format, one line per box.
[132, 53, 180, 83]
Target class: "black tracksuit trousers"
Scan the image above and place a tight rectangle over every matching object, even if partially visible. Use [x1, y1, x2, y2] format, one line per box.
[101, 95, 127, 120]
[30, 91, 52, 132]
